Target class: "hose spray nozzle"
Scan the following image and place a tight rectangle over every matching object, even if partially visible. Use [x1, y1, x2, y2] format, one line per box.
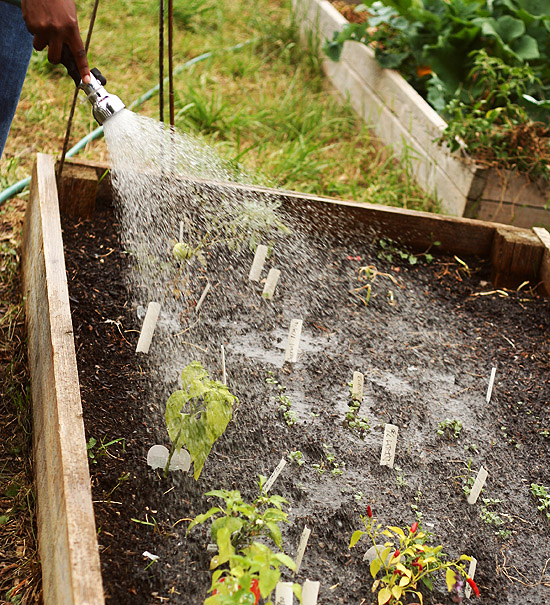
[61, 46, 125, 125]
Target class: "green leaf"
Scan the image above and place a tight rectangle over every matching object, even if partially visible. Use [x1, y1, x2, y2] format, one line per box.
[388, 525, 406, 539]
[216, 526, 235, 566]
[512, 34, 540, 59]
[495, 15, 525, 42]
[266, 521, 283, 549]
[274, 552, 296, 571]
[370, 557, 382, 579]
[258, 566, 279, 597]
[421, 574, 433, 590]
[349, 530, 365, 548]
[211, 516, 243, 542]
[187, 507, 222, 533]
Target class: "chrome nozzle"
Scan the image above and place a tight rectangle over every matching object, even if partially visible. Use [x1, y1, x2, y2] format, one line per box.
[80, 73, 125, 125]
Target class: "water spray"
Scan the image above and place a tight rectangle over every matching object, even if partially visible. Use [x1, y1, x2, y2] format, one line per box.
[1, 0, 125, 125]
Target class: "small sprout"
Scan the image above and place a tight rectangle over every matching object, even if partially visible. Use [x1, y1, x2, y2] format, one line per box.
[288, 450, 305, 466]
[437, 418, 462, 440]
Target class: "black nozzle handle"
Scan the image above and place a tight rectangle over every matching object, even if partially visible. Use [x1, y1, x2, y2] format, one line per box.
[60, 44, 106, 87]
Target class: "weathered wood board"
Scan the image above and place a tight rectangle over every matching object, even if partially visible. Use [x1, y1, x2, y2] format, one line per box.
[21, 154, 105, 605]
[292, 0, 550, 228]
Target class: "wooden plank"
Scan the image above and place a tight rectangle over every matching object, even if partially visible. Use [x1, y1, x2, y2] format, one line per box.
[466, 199, 550, 229]
[533, 227, 550, 295]
[57, 162, 99, 219]
[21, 153, 104, 605]
[490, 226, 544, 289]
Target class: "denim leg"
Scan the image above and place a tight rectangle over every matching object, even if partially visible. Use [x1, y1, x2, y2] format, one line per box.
[0, 3, 33, 160]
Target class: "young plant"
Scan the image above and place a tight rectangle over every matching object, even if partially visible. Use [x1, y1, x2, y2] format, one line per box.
[345, 382, 370, 434]
[266, 371, 297, 427]
[165, 361, 237, 479]
[188, 477, 301, 604]
[288, 450, 305, 467]
[86, 435, 125, 464]
[530, 483, 550, 521]
[437, 418, 463, 440]
[350, 507, 479, 604]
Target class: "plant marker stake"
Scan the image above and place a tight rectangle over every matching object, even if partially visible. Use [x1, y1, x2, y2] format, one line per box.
[264, 457, 286, 493]
[263, 268, 281, 299]
[146, 445, 191, 472]
[285, 319, 303, 363]
[467, 466, 488, 505]
[302, 580, 320, 605]
[221, 344, 227, 385]
[486, 366, 497, 403]
[294, 526, 311, 574]
[380, 423, 398, 469]
[464, 556, 477, 599]
[275, 582, 293, 605]
[249, 244, 268, 281]
[352, 371, 364, 402]
[136, 301, 161, 353]
[194, 282, 211, 314]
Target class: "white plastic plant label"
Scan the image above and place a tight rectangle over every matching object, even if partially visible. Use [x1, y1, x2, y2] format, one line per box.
[136, 301, 161, 353]
[146, 444, 191, 472]
[195, 282, 211, 313]
[467, 466, 488, 505]
[264, 457, 287, 493]
[263, 268, 281, 299]
[464, 556, 477, 599]
[486, 366, 497, 403]
[352, 371, 364, 402]
[380, 423, 398, 469]
[275, 582, 293, 605]
[285, 319, 303, 363]
[294, 526, 311, 574]
[249, 244, 268, 281]
[302, 580, 320, 605]
[221, 344, 227, 385]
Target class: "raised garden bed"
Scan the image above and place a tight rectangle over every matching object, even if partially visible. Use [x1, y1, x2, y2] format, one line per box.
[22, 154, 550, 604]
[292, 0, 550, 228]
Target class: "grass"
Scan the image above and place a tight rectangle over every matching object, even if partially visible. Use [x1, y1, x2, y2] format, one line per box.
[0, 0, 436, 599]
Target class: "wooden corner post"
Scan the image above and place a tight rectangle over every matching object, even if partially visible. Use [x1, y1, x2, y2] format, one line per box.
[21, 154, 104, 605]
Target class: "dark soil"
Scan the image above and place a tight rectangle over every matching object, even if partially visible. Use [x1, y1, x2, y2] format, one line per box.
[61, 192, 550, 605]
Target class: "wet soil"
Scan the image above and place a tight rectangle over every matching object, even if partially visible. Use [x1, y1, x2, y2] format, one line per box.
[61, 193, 550, 605]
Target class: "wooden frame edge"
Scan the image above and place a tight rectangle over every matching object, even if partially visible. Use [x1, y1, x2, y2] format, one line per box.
[21, 154, 105, 605]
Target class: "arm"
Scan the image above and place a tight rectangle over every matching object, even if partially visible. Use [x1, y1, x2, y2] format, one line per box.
[21, 0, 91, 83]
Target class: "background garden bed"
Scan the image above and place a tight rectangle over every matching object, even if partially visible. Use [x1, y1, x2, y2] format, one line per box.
[292, 0, 550, 228]
[23, 156, 550, 603]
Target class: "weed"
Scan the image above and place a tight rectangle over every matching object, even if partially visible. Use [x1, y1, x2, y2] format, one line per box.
[437, 419, 462, 440]
[530, 483, 550, 521]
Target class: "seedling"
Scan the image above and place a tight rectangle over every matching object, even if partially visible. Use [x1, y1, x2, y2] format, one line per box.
[394, 465, 407, 487]
[266, 372, 298, 427]
[288, 450, 305, 467]
[345, 380, 370, 435]
[530, 483, 550, 521]
[350, 508, 479, 604]
[316, 443, 345, 476]
[86, 436, 125, 464]
[164, 361, 237, 479]
[437, 418, 462, 440]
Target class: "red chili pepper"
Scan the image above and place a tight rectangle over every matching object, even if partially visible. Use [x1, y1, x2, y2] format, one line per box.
[466, 578, 480, 597]
[250, 579, 260, 603]
[393, 549, 400, 558]
[410, 522, 418, 534]
[411, 558, 423, 571]
[367, 505, 373, 518]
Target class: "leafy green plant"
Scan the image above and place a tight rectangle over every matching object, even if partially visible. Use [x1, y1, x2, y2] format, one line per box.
[345, 382, 370, 434]
[288, 450, 305, 467]
[165, 361, 237, 479]
[350, 507, 479, 604]
[324, 0, 550, 176]
[437, 418, 463, 440]
[530, 483, 550, 521]
[188, 477, 301, 603]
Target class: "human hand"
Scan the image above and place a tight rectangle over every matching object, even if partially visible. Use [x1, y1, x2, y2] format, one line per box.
[21, 0, 91, 84]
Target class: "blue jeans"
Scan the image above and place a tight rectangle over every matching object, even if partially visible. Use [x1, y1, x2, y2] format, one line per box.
[0, 3, 33, 160]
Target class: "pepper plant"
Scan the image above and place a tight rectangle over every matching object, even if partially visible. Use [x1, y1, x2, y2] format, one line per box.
[165, 361, 237, 479]
[188, 477, 301, 604]
[350, 506, 479, 604]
